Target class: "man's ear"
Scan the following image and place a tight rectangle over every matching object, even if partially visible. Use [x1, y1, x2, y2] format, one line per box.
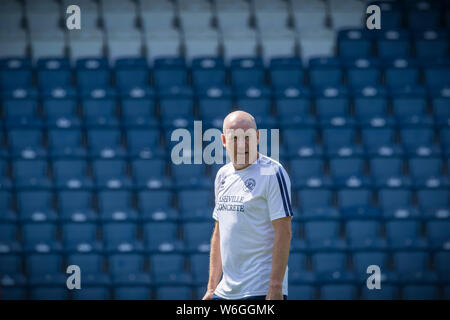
[221, 133, 226, 148]
[257, 129, 260, 145]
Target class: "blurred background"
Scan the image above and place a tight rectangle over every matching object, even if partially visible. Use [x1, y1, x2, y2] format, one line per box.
[0, 0, 449, 300]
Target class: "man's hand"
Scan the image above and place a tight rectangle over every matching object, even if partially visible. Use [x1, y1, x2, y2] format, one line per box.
[202, 289, 215, 300]
[266, 284, 284, 300]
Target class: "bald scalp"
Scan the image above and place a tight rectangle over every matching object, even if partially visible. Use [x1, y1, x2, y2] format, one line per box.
[223, 110, 257, 133]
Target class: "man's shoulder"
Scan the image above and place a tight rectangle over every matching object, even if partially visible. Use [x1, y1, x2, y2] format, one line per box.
[256, 154, 288, 176]
[215, 161, 233, 180]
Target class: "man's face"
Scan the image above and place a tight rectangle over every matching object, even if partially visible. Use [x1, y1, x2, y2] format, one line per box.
[222, 127, 259, 169]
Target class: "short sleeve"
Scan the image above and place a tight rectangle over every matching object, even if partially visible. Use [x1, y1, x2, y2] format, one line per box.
[266, 165, 294, 220]
[212, 170, 222, 221]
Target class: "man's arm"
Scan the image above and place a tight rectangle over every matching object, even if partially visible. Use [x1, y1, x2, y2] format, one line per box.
[202, 221, 222, 300]
[266, 216, 292, 300]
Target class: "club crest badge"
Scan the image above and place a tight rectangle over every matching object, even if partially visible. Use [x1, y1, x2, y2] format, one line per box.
[243, 178, 256, 192]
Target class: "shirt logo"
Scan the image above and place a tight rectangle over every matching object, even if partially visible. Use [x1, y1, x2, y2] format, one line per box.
[243, 178, 256, 192]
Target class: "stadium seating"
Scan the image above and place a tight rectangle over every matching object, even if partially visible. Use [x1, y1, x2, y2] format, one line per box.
[0, 0, 448, 300]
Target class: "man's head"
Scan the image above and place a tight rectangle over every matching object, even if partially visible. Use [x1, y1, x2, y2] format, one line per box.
[222, 110, 259, 170]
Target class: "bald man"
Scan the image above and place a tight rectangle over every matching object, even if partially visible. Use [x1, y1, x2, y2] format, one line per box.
[202, 111, 293, 300]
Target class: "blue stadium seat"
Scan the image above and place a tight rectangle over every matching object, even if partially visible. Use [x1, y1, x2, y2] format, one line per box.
[386, 220, 421, 245]
[352, 251, 388, 276]
[305, 221, 339, 243]
[98, 190, 135, 215]
[151, 253, 185, 277]
[392, 250, 429, 274]
[424, 61, 450, 88]
[426, 220, 450, 247]
[406, 1, 441, 30]
[320, 285, 357, 300]
[338, 189, 371, 209]
[62, 222, 98, 247]
[417, 189, 449, 211]
[312, 252, 347, 273]
[370, 1, 402, 29]
[17, 190, 53, 215]
[275, 86, 312, 123]
[115, 58, 150, 89]
[345, 58, 381, 87]
[400, 127, 437, 155]
[120, 87, 156, 126]
[73, 285, 111, 300]
[384, 59, 419, 87]
[376, 29, 411, 58]
[52, 160, 92, 188]
[178, 190, 212, 212]
[76, 58, 111, 89]
[289, 158, 325, 187]
[392, 87, 428, 123]
[0, 191, 14, 220]
[190, 253, 209, 282]
[42, 87, 78, 120]
[183, 222, 213, 250]
[22, 222, 58, 247]
[370, 158, 405, 186]
[8, 128, 45, 156]
[103, 222, 138, 248]
[132, 159, 167, 186]
[0, 274, 27, 299]
[81, 87, 118, 126]
[58, 190, 94, 216]
[408, 157, 445, 187]
[48, 129, 86, 157]
[434, 251, 450, 274]
[153, 57, 187, 89]
[269, 57, 303, 88]
[0, 58, 32, 89]
[298, 189, 332, 211]
[402, 285, 438, 300]
[37, 58, 72, 89]
[12, 159, 51, 188]
[314, 86, 349, 120]
[441, 128, 450, 154]
[67, 251, 104, 274]
[235, 86, 272, 118]
[360, 284, 399, 299]
[353, 86, 388, 121]
[346, 220, 380, 243]
[143, 221, 179, 250]
[0, 244, 22, 274]
[308, 57, 343, 87]
[156, 286, 192, 300]
[138, 190, 173, 212]
[29, 274, 69, 300]
[362, 128, 400, 156]
[379, 189, 413, 211]
[283, 128, 318, 156]
[0, 223, 18, 242]
[431, 87, 450, 125]
[329, 157, 365, 183]
[26, 246, 63, 275]
[87, 128, 125, 157]
[160, 85, 194, 120]
[126, 128, 161, 157]
[92, 159, 131, 188]
[323, 128, 360, 156]
[172, 163, 207, 187]
[108, 250, 145, 275]
[3, 88, 39, 123]
[338, 29, 372, 58]
[198, 86, 232, 121]
[230, 57, 264, 87]
[192, 57, 226, 88]
[414, 29, 449, 59]
[287, 285, 315, 300]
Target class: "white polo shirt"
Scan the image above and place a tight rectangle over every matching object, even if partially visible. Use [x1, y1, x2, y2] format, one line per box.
[212, 154, 293, 299]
